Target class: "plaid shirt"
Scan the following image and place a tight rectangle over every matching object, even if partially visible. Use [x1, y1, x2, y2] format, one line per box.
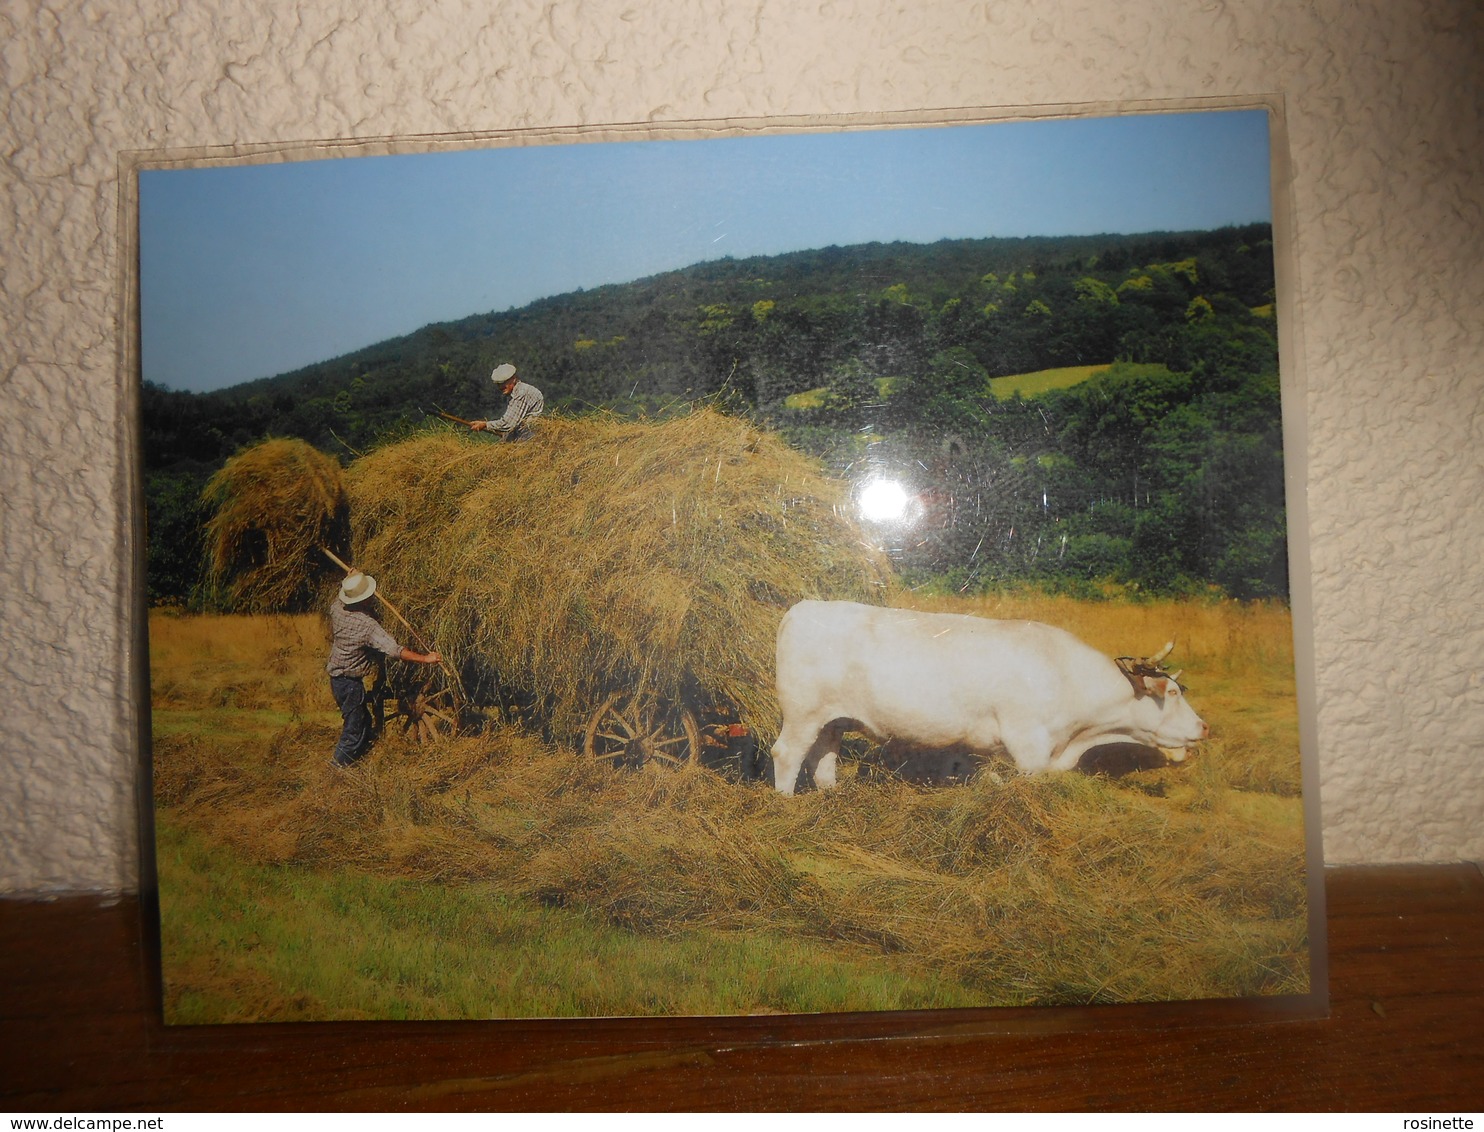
[326, 601, 403, 678]
[489, 380, 544, 435]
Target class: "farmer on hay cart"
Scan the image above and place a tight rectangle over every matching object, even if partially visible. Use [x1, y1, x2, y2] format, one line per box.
[327, 571, 441, 768]
[469, 363, 543, 441]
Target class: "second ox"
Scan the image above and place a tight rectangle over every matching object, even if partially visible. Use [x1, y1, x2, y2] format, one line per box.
[768, 600, 1209, 794]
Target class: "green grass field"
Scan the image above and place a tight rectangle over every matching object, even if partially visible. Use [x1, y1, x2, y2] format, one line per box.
[784, 366, 1114, 410]
[783, 376, 899, 409]
[987, 364, 1111, 400]
[156, 823, 986, 1021]
[148, 596, 1310, 1022]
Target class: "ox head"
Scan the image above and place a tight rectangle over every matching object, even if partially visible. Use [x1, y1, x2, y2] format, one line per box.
[1116, 643, 1210, 752]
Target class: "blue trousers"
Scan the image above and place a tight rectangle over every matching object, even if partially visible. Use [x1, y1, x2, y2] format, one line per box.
[330, 675, 373, 766]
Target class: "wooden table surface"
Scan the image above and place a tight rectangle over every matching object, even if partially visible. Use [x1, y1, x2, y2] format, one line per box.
[2, 864, 1481, 1111]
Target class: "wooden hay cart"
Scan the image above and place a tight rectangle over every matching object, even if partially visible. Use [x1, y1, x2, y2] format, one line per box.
[204, 411, 893, 776]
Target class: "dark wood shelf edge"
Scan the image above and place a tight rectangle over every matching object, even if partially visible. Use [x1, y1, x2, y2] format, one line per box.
[2, 863, 1481, 1111]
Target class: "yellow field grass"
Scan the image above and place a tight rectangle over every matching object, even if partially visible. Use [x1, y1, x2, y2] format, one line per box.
[148, 610, 332, 727]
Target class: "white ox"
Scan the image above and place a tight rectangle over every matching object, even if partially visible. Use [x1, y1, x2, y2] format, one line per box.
[769, 600, 1209, 794]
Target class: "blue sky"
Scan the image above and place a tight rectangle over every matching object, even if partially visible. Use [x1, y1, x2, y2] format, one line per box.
[139, 109, 1272, 393]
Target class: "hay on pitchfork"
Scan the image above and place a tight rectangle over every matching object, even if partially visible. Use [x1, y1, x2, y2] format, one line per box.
[200, 438, 350, 612]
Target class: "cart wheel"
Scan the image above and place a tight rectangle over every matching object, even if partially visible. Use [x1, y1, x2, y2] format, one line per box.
[395, 675, 462, 744]
[583, 691, 700, 767]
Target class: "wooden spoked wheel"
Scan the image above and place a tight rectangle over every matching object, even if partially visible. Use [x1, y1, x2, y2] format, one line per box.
[583, 691, 700, 768]
[382, 670, 461, 745]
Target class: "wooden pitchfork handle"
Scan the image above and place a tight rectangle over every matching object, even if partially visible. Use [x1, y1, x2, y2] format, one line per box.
[320, 547, 447, 674]
[429, 404, 476, 427]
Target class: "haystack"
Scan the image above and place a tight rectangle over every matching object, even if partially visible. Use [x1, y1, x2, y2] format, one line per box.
[203, 410, 893, 741]
[201, 438, 350, 612]
[345, 409, 892, 741]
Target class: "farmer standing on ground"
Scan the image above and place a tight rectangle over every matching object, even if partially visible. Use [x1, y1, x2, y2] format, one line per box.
[327, 571, 441, 768]
[470, 362, 543, 441]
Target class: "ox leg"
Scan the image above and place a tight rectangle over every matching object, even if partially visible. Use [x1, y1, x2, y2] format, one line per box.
[769, 720, 816, 795]
[803, 721, 846, 791]
[814, 752, 839, 790]
[1000, 725, 1057, 774]
[1050, 734, 1108, 772]
[771, 719, 849, 794]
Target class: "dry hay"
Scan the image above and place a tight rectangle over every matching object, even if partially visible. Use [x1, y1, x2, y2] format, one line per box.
[154, 721, 1310, 1006]
[341, 409, 892, 742]
[200, 411, 891, 742]
[201, 438, 350, 612]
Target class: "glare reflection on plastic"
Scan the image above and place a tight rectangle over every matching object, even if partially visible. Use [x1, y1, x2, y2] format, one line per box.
[857, 478, 913, 526]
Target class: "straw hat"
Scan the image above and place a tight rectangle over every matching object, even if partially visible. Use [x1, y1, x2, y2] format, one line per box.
[490, 363, 517, 386]
[339, 571, 377, 605]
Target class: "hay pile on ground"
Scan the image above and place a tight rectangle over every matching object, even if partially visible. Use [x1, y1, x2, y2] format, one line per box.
[201, 438, 349, 612]
[340, 409, 891, 740]
[153, 721, 1310, 1008]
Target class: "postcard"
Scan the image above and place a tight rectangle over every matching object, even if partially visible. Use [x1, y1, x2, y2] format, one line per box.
[130, 102, 1322, 1024]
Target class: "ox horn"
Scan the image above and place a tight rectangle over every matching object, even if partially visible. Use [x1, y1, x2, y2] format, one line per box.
[1149, 640, 1175, 665]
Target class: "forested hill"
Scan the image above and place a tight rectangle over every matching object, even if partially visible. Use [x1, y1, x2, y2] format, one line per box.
[142, 223, 1287, 604]
[147, 225, 1272, 446]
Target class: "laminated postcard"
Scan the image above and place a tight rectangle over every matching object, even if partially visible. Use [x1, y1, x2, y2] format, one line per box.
[129, 101, 1324, 1024]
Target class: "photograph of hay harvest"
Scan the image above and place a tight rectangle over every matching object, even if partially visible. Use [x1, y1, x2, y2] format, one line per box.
[137, 107, 1317, 1022]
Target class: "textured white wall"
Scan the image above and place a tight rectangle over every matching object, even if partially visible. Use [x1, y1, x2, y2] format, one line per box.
[2, 0, 1480, 892]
